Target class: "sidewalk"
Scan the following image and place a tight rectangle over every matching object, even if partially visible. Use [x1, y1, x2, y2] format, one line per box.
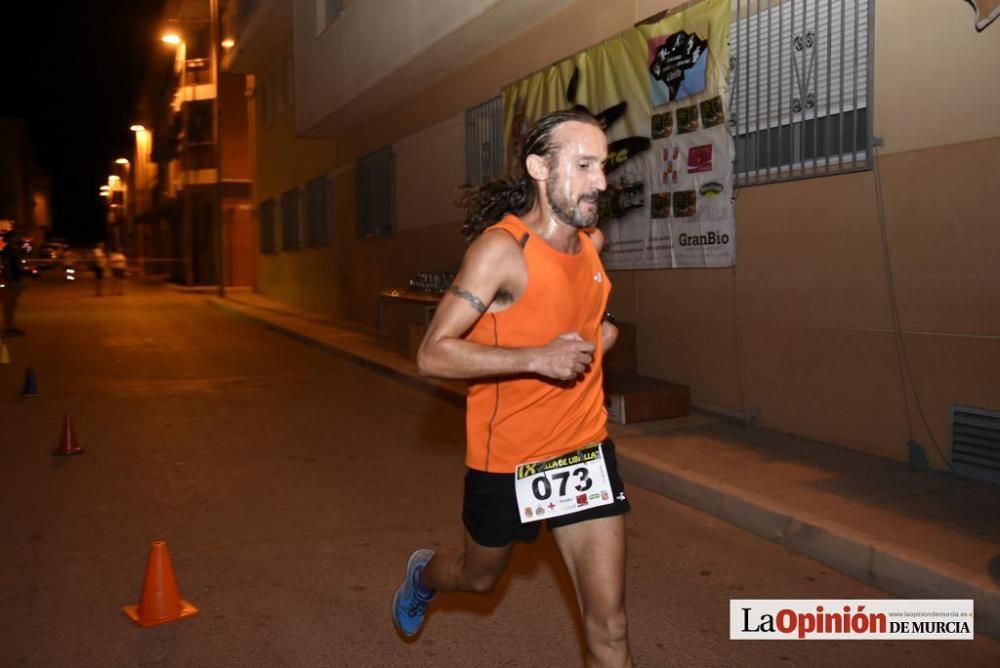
[206, 289, 1000, 638]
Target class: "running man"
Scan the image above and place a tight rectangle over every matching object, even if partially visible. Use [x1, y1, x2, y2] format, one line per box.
[392, 109, 632, 667]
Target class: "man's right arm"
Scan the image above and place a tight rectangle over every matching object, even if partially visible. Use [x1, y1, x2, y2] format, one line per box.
[416, 232, 594, 382]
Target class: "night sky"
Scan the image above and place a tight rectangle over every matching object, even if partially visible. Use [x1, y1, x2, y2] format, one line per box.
[1, 0, 167, 243]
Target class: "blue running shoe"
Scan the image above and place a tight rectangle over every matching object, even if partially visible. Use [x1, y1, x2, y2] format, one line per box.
[392, 549, 435, 637]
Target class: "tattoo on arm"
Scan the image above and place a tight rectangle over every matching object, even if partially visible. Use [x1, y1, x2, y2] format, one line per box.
[449, 285, 487, 313]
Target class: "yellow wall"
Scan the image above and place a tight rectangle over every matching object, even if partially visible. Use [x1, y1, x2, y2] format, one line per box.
[255, 0, 1000, 467]
[253, 50, 342, 318]
[255, 94, 468, 329]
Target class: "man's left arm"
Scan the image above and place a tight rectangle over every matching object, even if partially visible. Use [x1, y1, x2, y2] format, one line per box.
[588, 227, 618, 354]
[600, 319, 618, 353]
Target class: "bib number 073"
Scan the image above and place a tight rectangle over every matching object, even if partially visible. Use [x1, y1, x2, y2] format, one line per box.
[531, 467, 593, 500]
[514, 443, 614, 524]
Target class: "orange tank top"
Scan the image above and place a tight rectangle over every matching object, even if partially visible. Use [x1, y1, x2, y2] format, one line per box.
[464, 214, 611, 473]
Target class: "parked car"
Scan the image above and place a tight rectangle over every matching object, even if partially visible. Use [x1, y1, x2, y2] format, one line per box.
[18, 256, 40, 279]
[34, 243, 65, 270]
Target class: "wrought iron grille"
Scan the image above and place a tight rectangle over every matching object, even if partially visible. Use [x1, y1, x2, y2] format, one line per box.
[304, 175, 331, 248]
[356, 146, 395, 239]
[729, 0, 874, 186]
[465, 97, 505, 186]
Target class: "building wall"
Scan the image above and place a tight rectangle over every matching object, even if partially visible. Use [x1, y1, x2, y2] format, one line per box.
[295, 0, 499, 132]
[607, 0, 1000, 466]
[872, 0, 1000, 155]
[253, 50, 346, 317]
[255, 0, 999, 467]
[225, 202, 255, 286]
[0, 118, 34, 234]
[293, 0, 576, 137]
[219, 71, 254, 286]
[221, 73, 252, 181]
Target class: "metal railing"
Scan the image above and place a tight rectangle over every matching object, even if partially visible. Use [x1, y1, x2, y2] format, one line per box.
[729, 0, 874, 186]
[465, 97, 505, 186]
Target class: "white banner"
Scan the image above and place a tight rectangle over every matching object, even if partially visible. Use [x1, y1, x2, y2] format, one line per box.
[503, 0, 735, 270]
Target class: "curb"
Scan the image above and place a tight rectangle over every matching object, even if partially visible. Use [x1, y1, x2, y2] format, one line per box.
[617, 449, 1000, 639]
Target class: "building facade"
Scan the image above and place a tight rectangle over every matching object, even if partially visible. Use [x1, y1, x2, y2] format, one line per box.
[227, 0, 1000, 471]
[131, 0, 255, 286]
[0, 118, 51, 244]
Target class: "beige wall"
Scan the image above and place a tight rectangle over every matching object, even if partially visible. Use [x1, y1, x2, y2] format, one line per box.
[874, 0, 1000, 154]
[255, 0, 999, 467]
[618, 137, 1000, 464]
[395, 113, 466, 233]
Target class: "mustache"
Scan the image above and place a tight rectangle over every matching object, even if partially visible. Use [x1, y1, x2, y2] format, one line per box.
[579, 191, 601, 203]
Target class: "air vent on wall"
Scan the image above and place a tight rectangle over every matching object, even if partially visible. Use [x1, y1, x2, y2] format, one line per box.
[951, 405, 1000, 485]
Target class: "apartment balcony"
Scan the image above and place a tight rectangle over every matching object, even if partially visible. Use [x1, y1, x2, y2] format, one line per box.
[224, 0, 292, 74]
[293, 0, 574, 139]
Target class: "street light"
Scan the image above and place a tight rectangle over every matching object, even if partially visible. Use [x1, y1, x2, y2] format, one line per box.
[106, 151, 132, 251]
[158, 10, 226, 294]
[129, 125, 149, 274]
[161, 29, 195, 286]
[210, 0, 226, 298]
[113, 158, 133, 255]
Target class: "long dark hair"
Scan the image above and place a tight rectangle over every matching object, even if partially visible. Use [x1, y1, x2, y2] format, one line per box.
[457, 107, 599, 241]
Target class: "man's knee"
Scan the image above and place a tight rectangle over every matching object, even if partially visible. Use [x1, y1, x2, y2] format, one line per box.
[464, 569, 501, 593]
[584, 607, 629, 647]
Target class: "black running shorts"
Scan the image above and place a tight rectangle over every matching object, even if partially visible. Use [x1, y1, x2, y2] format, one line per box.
[462, 438, 631, 548]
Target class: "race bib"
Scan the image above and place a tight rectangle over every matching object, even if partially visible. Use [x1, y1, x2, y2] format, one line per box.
[514, 443, 614, 524]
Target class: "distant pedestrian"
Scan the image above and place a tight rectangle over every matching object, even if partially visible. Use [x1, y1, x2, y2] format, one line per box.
[92, 242, 109, 296]
[109, 247, 127, 295]
[0, 219, 27, 337]
[62, 248, 78, 282]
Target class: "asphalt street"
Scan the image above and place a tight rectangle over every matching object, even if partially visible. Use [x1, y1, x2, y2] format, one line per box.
[1, 276, 997, 666]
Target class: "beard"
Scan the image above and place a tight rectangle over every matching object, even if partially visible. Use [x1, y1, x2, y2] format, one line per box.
[546, 169, 601, 229]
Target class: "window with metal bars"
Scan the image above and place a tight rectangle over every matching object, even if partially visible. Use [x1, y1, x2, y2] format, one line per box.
[304, 175, 331, 247]
[259, 198, 276, 254]
[281, 187, 301, 250]
[356, 146, 395, 239]
[465, 97, 505, 185]
[729, 0, 873, 185]
[185, 100, 214, 145]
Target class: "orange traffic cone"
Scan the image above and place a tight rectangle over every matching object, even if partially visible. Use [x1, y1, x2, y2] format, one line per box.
[123, 541, 199, 627]
[53, 414, 83, 456]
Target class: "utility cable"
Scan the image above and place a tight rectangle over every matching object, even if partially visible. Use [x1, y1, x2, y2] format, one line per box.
[871, 146, 961, 475]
